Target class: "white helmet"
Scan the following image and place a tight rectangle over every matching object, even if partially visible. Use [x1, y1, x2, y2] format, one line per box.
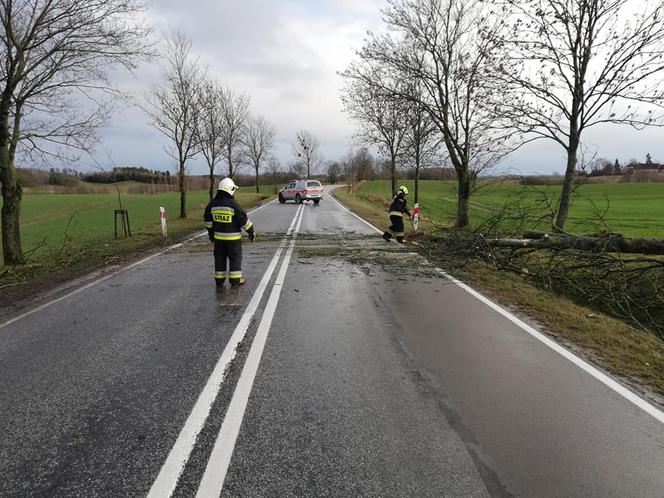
[218, 177, 239, 196]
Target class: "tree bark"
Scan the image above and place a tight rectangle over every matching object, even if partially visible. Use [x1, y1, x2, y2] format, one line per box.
[390, 155, 397, 197]
[179, 159, 187, 218]
[414, 146, 420, 204]
[456, 167, 470, 229]
[227, 151, 235, 178]
[208, 169, 215, 201]
[0, 91, 24, 265]
[555, 113, 580, 231]
[255, 163, 260, 193]
[1, 175, 23, 265]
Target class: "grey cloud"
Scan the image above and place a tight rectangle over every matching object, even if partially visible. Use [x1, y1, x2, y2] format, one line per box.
[92, 1, 664, 176]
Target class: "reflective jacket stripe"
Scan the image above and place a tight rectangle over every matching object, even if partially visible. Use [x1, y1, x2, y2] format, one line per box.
[389, 211, 404, 217]
[214, 232, 242, 241]
[243, 221, 253, 230]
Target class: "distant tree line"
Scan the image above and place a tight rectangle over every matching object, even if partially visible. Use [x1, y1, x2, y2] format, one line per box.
[82, 167, 174, 185]
[326, 147, 456, 186]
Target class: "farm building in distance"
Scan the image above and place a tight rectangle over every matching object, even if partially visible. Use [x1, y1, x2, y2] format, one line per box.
[626, 163, 664, 173]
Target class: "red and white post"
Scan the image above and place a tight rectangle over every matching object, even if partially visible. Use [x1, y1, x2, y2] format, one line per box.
[160, 207, 168, 236]
[413, 203, 420, 232]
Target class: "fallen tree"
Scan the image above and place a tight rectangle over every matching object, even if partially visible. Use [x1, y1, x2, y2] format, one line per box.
[487, 232, 664, 256]
[420, 228, 664, 340]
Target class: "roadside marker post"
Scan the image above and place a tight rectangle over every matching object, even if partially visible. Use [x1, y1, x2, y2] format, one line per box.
[160, 207, 168, 236]
[413, 203, 420, 232]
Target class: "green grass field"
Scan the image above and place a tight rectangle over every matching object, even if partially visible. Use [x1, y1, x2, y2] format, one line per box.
[357, 180, 664, 238]
[2, 187, 274, 267]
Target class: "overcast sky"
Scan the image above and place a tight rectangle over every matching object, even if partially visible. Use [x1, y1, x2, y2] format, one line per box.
[99, 0, 664, 176]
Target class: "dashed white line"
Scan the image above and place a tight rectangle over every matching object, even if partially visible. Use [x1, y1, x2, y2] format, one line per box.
[146, 203, 304, 498]
[195, 202, 306, 497]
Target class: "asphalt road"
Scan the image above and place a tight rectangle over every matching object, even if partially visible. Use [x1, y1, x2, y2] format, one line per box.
[1, 187, 663, 497]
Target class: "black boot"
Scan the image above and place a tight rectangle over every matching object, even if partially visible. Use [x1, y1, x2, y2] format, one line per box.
[383, 231, 392, 241]
[215, 279, 226, 290]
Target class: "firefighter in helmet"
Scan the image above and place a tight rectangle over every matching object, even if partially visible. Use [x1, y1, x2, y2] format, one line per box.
[383, 185, 410, 244]
[204, 178, 255, 288]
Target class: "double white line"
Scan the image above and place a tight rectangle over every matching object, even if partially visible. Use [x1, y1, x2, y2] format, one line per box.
[148, 204, 305, 498]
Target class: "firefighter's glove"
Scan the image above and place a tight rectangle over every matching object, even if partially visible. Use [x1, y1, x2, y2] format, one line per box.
[248, 229, 256, 242]
[207, 230, 214, 243]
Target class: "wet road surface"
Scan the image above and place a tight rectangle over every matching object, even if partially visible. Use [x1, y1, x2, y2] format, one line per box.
[1, 187, 663, 497]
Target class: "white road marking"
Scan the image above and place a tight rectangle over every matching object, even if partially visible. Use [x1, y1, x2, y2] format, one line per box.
[327, 189, 384, 234]
[437, 269, 664, 425]
[195, 203, 306, 498]
[146, 203, 303, 498]
[0, 199, 276, 330]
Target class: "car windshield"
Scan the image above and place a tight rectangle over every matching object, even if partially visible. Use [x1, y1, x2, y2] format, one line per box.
[307, 181, 322, 188]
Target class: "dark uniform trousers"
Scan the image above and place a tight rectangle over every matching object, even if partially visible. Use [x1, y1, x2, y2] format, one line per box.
[388, 215, 405, 238]
[383, 193, 409, 243]
[214, 240, 242, 283]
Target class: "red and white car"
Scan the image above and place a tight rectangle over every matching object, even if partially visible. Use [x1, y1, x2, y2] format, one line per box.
[278, 180, 324, 205]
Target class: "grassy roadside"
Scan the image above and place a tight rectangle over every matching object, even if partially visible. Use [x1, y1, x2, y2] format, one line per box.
[358, 179, 664, 238]
[333, 187, 664, 399]
[332, 186, 429, 236]
[0, 192, 273, 304]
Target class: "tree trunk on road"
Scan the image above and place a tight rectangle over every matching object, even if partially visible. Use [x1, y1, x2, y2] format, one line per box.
[489, 234, 664, 255]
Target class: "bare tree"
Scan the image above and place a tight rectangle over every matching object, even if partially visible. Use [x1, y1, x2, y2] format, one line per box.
[242, 115, 276, 193]
[144, 31, 204, 218]
[327, 161, 342, 184]
[266, 155, 282, 193]
[292, 129, 321, 178]
[403, 83, 440, 204]
[348, 0, 515, 228]
[220, 88, 250, 178]
[0, 0, 152, 265]
[289, 159, 307, 178]
[499, 0, 664, 231]
[196, 80, 226, 200]
[340, 65, 408, 196]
